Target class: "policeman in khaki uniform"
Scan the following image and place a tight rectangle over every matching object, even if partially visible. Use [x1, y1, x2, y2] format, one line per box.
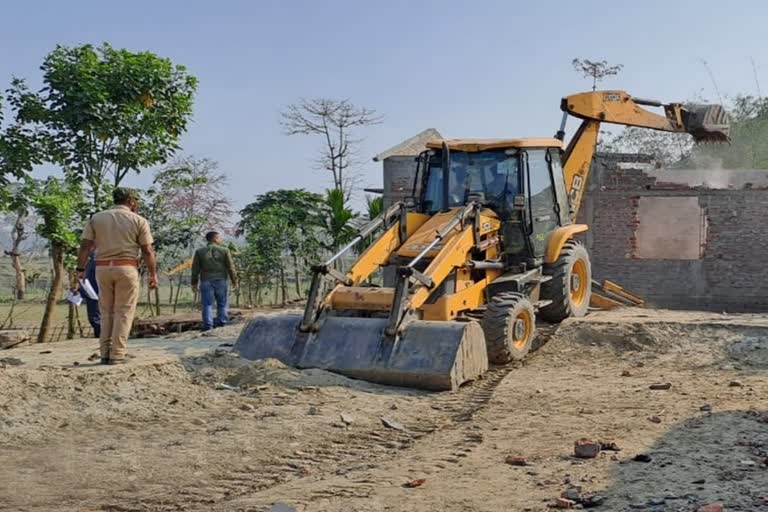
[77, 188, 158, 365]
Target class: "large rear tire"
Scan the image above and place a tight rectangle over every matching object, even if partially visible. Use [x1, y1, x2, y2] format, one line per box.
[539, 239, 591, 323]
[482, 292, 536, 364]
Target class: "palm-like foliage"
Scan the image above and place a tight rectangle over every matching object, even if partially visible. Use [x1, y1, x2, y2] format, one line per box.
[321, 188, 358, 252]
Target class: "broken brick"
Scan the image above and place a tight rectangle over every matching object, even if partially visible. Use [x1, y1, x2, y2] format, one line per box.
[505, 455, 531, 467]
[574, 438, 601, 459]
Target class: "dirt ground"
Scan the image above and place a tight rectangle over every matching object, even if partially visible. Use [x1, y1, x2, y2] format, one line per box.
[1, 308, 767, 512]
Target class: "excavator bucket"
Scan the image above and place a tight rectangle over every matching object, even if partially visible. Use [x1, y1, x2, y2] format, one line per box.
[683, 104, 730, 143]
[233, 313, 489, 391]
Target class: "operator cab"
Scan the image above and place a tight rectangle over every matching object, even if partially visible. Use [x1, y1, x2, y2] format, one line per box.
[413, 138, 571, 262]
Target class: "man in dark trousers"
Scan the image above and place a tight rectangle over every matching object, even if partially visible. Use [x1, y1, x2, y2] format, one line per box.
[83, 249, 101, 338]
[191, 231, 237, 331]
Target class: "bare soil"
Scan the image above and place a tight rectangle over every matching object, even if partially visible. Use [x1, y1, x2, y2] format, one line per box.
[1, 308, 767, 512]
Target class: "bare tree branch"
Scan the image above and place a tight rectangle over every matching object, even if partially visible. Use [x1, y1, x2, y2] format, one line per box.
[572, 58, 623, 91]
[281, 98, 383, 201]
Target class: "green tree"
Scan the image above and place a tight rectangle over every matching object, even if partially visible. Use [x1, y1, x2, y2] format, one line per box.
[0, 93, 44, 199]
[321, 188, 357, 254]
[239, 189, 325, 303]
[365, 195, 384, 221]
[605, 94, 768, 169]
[0, 180, 38, 300]
[143, 157, 234, 312]
[0, 95, 43, 299]
[601, 127, 693, 166]
[239, 211, 284, 304]
[31, 178, 85, 342]
[8, 43, 197, 209]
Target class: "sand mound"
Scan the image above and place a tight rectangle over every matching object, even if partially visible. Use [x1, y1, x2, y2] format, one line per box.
[552, 317, 768, 362]
[225, 358, 376, 390]
[727, 331, 768, 368]
[554, 320, 667, 352]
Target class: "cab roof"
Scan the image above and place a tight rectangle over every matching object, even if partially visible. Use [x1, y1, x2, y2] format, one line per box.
[425, 138, 563, 152]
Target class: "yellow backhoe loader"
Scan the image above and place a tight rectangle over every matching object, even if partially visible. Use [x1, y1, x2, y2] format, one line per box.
[234, 90, 729, 391]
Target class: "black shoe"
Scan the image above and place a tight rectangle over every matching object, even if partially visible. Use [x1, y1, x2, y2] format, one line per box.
[100, 358, 110, 365]
[108, 359, 128, 365]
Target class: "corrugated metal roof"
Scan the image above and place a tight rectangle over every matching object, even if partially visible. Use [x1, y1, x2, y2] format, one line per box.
[373, 128, 442, 161]
[425, 138, 563, 151]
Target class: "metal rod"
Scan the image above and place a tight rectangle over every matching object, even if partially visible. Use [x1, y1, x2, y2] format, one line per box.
[299, 271, 323, 331]
[632, 96, 662, 107]
[398, 200, 408, 243]
[411, 152, 423, 198]
[385, 272, 410, 337]
[441, 140, 450, 211]
[555, 111, 568, 140]
[322, 203, 401, 266]
[469, 260, 505, 270]
[407, 203, 474, 269]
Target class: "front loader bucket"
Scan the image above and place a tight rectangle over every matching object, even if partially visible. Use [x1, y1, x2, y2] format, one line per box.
[683, 104, 730, 143]
[233, 314, 488, 391]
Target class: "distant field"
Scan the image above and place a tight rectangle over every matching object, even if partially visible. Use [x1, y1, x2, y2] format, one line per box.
[0, 302, 201, 329]
[0, 255, 303, 334]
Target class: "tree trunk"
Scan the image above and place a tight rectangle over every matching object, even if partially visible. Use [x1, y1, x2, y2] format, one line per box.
[67, 270, 77, 339]
[38, 244, 65, 343]
[75, 304, 84, 338]
[7, 213, 28, 300]
[273, 277, 279, 306]
[280, 267, 287, 306]
[168, 279, 174, 305]
[173, 272, 183, 313]
[10, 253, 25, 300]
[154, 285, 161, 316]
[146, 281, 155, 317]
[67, 302, 76, 339]
[293, 254, 302, 299]
[0, 299, 17, 329]
[255, 278, 262, 306]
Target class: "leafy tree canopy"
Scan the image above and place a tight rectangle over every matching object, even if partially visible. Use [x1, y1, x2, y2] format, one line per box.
[8, 43, 197, 208]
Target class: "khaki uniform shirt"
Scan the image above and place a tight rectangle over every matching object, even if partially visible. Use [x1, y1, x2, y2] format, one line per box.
[82, 205, 154, 260]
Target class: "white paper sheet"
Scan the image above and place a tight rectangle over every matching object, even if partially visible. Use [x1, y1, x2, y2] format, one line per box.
[79, 278, 99, 300]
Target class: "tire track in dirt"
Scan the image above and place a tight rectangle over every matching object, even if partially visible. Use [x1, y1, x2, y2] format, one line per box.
[209, 328, 561, 511]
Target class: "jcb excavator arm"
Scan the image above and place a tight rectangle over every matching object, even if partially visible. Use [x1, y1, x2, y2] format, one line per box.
[559, 90, 730, 219]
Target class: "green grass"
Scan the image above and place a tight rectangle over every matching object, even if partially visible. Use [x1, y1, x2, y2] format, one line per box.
[0, 255, 310, 332]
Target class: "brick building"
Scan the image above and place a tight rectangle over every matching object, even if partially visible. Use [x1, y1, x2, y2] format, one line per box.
[581, 154, 768, 312]
[373, 128, 441, 208]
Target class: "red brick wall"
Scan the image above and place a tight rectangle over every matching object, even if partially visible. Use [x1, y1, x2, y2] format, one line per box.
[581, 154, 768, 312]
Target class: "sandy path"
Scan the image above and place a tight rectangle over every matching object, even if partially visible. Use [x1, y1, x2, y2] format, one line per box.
[1, 309, 767, 512]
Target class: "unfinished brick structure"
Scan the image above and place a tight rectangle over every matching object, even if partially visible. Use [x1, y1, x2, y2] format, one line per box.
[581, 154, 768, 312]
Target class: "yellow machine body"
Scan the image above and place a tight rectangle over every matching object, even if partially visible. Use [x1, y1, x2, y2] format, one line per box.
[234, 90, 729, 391]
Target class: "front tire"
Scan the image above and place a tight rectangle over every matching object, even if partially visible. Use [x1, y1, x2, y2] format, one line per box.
[539, 239, 591, 323]
[482, 292, 536, 364]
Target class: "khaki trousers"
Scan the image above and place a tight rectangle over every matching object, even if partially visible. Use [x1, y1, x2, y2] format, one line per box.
[95, 266, 140, 360]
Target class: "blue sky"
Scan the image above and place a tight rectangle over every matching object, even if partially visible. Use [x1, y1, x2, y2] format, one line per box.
[1, 0, 765, 211]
